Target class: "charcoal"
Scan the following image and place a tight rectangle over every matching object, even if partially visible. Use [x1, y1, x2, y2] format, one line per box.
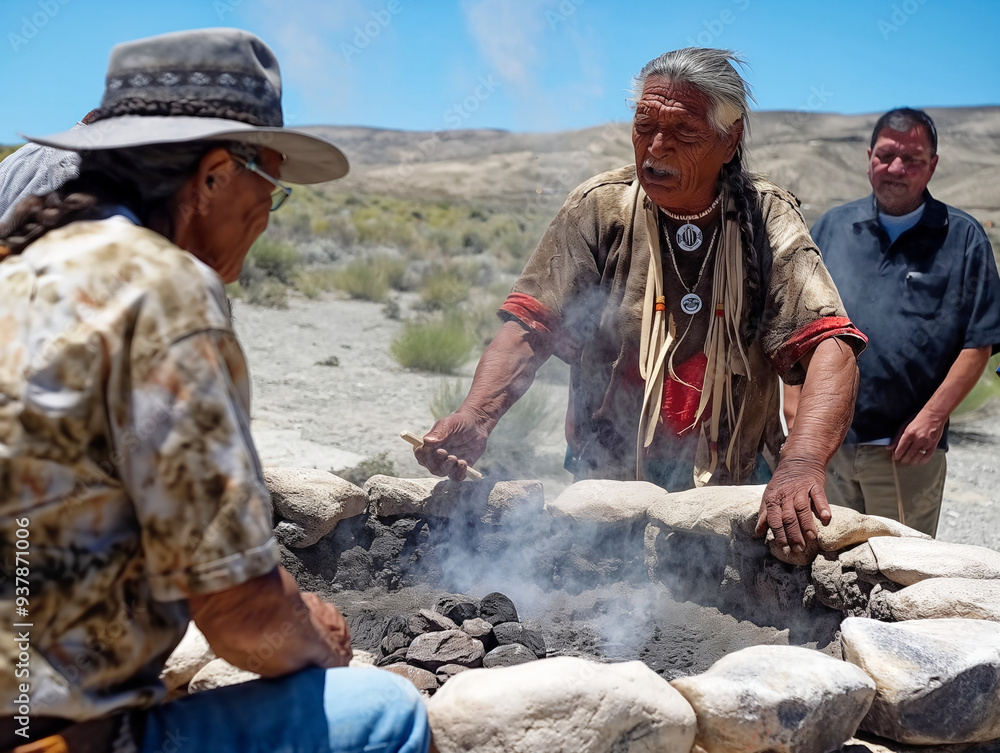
[479, 592, 518, 625]
[407, 629, 485, 671]
[408, 609, 458, 636]
[380, 631, 412, 657]
[376, 647, 408, 667]
[493, 621, 546, 658]
[461, 617, 498, 652]
[436, 594, 480, 624]
[483, 643, 536, 668]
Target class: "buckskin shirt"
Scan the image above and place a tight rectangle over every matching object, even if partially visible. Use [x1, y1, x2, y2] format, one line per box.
[0, 217, 277, 722]
[500, 165, 867, 485]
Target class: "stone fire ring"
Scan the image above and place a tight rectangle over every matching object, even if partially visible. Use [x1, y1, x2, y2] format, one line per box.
[165, 472, 1000, 753]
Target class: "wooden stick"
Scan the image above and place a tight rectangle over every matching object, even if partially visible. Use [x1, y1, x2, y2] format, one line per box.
[891, 455, 906, 526]
[400, 431, 483, 480]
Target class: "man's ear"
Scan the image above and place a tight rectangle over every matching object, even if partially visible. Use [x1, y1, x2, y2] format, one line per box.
[194, 146, 236, 203]
[172, 147, 236, 234]
[192, 147, 237, 214]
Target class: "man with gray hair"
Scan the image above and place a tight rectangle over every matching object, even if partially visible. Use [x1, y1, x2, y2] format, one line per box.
[796, 107, 1000, 536]
[414, 47, 868, 556]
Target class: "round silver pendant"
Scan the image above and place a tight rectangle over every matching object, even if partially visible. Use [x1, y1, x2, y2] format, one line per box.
[680, 293, 703, 315]
[676, 223, 703, 252]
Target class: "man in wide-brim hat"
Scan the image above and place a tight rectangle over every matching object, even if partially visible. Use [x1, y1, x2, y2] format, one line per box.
[0, 28, 430, 753]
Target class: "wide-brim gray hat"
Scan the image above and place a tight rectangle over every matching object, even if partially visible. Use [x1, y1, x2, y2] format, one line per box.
[22, 28, 348, 185]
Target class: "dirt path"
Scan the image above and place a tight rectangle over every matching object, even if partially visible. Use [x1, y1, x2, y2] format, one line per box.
[235, 293, 1000, 551]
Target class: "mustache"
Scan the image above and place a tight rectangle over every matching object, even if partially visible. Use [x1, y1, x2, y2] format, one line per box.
[642, 159, 679, 178]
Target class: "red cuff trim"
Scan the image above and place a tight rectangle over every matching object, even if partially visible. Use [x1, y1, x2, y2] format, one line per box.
[499, 293, 579, 358]
[773, 316, 868, 377]
[499, 293, 557, 335]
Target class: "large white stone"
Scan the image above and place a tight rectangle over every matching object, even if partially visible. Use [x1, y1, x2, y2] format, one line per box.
[428, 656, 696, 753]
[867, 537, 1000, 585]
[365, 475, 543, 523]
[647, 484, 764, 538]
[478, 480, 546, 525]
[546, 480, 667, 526]
[838, 542, 881, 580]
[841, 617, 1000, 744]
[365, 476, 441, 517]
[817, 508, 929, 551]
[766, 507, 929, 567]
[869, 578, 1000, 622]
[350, 650, 377, 667]
[159, 622, 216, 692]
[188, 658, 260, 693]
[670, 645, 875, 753]
[263, 466, 366, 547]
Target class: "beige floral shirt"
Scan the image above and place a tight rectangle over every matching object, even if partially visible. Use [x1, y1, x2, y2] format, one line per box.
[0, 217, 277, 722]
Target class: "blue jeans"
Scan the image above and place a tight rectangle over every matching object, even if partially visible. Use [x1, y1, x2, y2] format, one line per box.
[139, 667, 430, 753]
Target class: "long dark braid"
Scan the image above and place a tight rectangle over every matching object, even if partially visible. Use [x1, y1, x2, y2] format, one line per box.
[0, 100, 260, 256]
[721, 148, 762, 339]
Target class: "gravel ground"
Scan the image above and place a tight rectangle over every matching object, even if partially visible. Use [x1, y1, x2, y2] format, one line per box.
[234, 292, 1000, 548]
[939, 420, 1000, 551]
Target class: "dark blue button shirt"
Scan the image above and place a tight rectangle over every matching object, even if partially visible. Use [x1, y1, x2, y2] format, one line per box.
[812, 191, 1000, 448]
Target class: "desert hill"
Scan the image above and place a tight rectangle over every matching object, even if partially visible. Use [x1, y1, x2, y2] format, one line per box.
[309, 106, 1000, 225]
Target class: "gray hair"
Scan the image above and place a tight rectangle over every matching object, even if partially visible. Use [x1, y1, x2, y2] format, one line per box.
[631, 48, 755, 138]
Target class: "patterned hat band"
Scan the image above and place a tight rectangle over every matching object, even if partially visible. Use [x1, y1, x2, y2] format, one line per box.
[96, 67, 283, 128]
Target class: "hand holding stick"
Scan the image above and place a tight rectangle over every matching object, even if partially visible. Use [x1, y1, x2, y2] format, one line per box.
[400, 431, 483, 481]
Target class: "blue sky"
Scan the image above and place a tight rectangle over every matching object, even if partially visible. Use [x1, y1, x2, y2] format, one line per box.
[1, 0, 998, 143]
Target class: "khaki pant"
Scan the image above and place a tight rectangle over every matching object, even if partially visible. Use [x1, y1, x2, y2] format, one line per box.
[825, 444, 946, 537]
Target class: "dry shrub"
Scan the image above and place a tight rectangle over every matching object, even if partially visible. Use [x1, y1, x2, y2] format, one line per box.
[245, 278, 288, 309]
[242, 236, 300, 284]
[418, 270, 471, 310]
[430, 379, 561, 478]
[293, 268, 340, 299]
[337, 451, 397, 487]
[390, 317, 476, 374]
[332, 257, 407, 302]
[955, 353, 1000, 421]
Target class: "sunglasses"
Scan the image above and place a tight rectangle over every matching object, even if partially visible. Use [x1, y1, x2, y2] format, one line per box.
[234, 157, 292, 211]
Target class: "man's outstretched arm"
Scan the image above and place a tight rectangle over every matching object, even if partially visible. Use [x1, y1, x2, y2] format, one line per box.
[757, 336, 859, 554]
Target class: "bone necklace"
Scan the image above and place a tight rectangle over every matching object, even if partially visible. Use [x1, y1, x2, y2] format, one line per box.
[664, 221, 717, 315]
[662, 194, 721, 252]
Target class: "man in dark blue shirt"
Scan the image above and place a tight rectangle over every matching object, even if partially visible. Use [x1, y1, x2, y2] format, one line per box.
[795, 108, 1000, 536]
